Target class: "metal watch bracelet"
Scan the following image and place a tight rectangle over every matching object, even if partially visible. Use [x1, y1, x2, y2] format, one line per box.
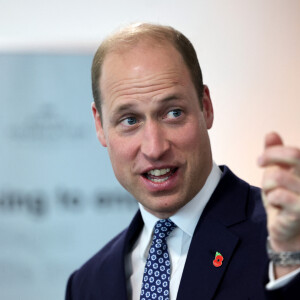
[267, 238, 300, 266]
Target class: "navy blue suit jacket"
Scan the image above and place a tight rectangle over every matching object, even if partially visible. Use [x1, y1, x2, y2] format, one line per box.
[66, 166, 300, 299]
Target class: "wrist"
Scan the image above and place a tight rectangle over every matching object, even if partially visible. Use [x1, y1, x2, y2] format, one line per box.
[269, 235, 300, 252]
[267, 237, 300, 266]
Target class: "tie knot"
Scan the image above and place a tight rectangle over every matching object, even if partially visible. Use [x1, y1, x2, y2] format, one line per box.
[152, 218, 176, 244]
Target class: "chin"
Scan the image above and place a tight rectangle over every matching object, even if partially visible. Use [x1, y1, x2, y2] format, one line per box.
[143, 199, 183, 218]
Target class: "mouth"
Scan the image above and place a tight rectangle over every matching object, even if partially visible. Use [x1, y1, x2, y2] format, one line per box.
[142, 167, 178, 183]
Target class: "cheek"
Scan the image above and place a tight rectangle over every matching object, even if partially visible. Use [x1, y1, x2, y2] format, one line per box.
[107, 136, 137, 171]
[107, 136, 141, 192]
[173, 122, 206, 151]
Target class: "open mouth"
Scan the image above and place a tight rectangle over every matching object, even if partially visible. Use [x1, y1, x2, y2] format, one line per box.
[142, 167, 178, 183]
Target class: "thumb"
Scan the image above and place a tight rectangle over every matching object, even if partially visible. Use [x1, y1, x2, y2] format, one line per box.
[264, 132, 284, 149]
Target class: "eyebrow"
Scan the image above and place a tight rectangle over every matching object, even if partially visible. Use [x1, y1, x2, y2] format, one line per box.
[111, 103, 136, 117]
[111, 94, 183, 119]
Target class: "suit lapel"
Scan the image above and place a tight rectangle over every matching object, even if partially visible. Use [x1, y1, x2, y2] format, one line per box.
[177, 166, 250, 300]
[176, 218, 239, 300]
[97, 211, 144, 300]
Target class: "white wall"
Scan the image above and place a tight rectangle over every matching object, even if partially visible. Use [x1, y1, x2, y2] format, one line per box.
[1, 0, 299, 183]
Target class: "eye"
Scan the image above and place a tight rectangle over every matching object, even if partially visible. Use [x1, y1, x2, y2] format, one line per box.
[121, 116, 138, 126]
[166, 109, 182, 119]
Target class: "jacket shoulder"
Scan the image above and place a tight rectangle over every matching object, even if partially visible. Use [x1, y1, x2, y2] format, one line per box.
[67, 228, 127, 294]
[66, 211, 143, 300]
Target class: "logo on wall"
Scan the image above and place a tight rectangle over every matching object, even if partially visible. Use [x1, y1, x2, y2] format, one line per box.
[7, 103, 90, 143]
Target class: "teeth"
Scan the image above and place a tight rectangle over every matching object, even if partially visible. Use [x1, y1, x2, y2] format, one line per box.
[147, 168, 171, 176]
[151, 176, 170, 183]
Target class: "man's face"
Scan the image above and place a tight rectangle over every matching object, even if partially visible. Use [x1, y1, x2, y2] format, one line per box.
[93, 41, 214, 218]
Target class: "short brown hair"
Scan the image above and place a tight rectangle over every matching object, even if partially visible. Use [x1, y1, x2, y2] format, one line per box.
[91, 23, 204, 116]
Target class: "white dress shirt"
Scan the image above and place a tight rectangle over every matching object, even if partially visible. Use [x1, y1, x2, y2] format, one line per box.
[125, 162, 300, 299]
[125, 162, 222, 300]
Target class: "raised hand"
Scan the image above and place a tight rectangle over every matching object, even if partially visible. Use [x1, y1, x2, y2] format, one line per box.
[258, 132, 300, 277]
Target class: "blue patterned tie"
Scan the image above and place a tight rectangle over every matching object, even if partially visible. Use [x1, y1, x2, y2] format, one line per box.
[140, 218, 177, 300]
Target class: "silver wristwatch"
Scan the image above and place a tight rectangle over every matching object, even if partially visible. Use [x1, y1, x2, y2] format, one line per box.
[267, 238, 300, 266]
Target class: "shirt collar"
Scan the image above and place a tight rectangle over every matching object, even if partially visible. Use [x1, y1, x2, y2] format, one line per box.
[171, 162, 222, 236]
[138, 162, 222, 255]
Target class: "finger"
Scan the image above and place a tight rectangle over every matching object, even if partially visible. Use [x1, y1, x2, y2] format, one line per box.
[258, 146, 300, 169]
[263, 203, 297, 242]
[264, 132, 284, 149]
[266, 188, 300, 214]
[270, 210, 300, 242]
[264, 189, 300, 241]
[262, 168, 300, 194]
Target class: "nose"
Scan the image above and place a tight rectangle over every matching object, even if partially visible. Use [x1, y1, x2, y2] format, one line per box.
[141, 120, 170, 161]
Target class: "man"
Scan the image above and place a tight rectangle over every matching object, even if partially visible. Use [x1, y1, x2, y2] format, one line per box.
[66, 23, 300, 299]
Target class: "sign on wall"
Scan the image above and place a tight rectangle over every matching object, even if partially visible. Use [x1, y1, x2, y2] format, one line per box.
[0, 54, 138, 300]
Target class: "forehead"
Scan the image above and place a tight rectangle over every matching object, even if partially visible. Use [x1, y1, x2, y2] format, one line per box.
[99, 41, 191, 100]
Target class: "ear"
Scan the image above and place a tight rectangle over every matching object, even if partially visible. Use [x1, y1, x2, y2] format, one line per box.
[202, 85, 214, 129]
[92, 102, 107, 147]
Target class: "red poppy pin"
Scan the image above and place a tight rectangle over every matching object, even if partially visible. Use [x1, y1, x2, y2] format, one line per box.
[213, 251, 223, 267]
